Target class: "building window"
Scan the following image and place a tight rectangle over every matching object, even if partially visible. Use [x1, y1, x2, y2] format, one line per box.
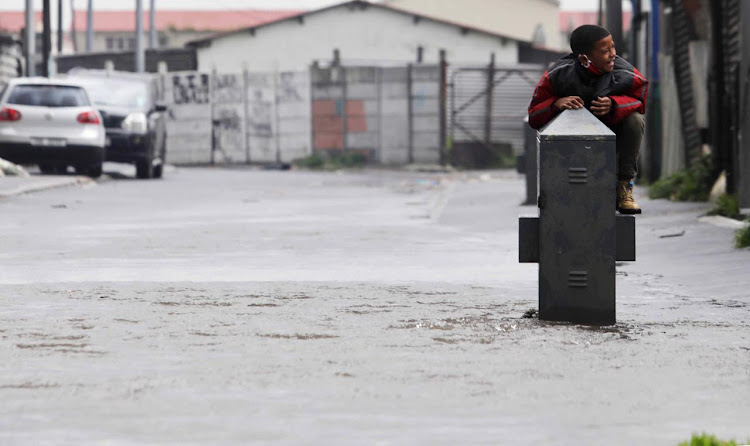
[116, 38, 124, 50]
[159, 36, 168, 47]
[127, 38, 135, 49]
[106, 37, 114, 50]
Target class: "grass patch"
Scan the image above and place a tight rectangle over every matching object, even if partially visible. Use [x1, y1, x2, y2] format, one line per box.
[705, 194, 750, 249]
[487, 147, 517, 169]
[649, 155, 713, 201]
[294, 151, 368, 170]
[736, 224, 750, 249]
[294, 152, 326, 169]
[708, 194, 742, 220]
[678, 433, 748, 446]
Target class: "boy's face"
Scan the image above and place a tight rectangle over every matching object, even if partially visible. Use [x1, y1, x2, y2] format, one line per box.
[582, 34, 616, 73]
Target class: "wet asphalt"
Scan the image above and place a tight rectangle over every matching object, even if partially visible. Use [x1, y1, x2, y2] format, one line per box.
[0, 166, 748, 445]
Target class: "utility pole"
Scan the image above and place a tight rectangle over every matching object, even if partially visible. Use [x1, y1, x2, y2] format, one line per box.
[630, 0, 640, 68]
[135, 0, 144, 72]
[605, 0, 623, 50]
[25, 0, 35, 76]
[149, 0, 157, 49]
[42, 0, 51, 77]
[86, 0, 93, 52]
[57, 0, 63, 53]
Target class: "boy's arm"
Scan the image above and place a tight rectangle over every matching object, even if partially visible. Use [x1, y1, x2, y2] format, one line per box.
[528, 71, 559, 129]
[606, 67, 649, 125]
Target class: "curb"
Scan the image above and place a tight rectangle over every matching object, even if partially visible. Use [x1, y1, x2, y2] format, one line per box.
[698, 215, 750, 229]
[0, 176, 95, 199]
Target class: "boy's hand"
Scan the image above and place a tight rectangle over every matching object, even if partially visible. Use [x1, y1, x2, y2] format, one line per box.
[554, 96, 584, 110]
[590, 96, 612, 116]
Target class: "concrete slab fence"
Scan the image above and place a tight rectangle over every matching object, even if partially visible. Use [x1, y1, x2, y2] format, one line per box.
[161, 62, 532, 167]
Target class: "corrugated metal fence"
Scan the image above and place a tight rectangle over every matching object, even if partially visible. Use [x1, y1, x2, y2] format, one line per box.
[448, 63, 543, 166]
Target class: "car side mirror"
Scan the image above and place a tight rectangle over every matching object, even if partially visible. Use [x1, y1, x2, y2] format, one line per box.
[153, 102, 168, 113]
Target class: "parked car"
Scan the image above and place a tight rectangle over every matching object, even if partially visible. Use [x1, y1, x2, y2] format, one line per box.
[66, 69, 167, 179]
[0, 77, 105, 177]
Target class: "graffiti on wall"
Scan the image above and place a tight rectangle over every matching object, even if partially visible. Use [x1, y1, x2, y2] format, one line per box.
[210, 73, 246, 162]
[171, 73, 209, 105]
[213, 106, 245, 163]
[246, 87, 274, 138]
[278, 72, 303, 103]
[213, 73, 243, 104]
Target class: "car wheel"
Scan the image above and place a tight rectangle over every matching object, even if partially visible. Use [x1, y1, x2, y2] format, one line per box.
[135, 159, 153, 179]
[40, 163, 64, 174]
[153, 163, 163, 179]
[87, 163, 103, 179]
[39, 163, 54, 174]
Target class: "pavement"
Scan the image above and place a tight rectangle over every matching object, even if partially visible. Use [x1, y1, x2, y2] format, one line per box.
[0, 174, 95, 199]
[0, 165, 748, 445]
[0, 162, 181, 199]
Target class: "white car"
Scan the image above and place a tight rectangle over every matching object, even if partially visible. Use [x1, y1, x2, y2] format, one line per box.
[0, 77, 106, 177]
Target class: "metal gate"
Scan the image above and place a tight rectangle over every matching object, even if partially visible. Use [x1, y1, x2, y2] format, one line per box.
[449, 63, 543, 167]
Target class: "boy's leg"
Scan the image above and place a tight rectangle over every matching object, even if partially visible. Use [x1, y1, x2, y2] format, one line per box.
[614, 112, 645, 214]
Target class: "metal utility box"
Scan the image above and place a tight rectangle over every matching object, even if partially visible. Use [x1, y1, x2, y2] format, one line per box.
[519, 109, 635, 326]
[522, 115, 538, 205]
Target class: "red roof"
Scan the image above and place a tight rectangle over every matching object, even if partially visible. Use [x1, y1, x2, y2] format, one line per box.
[559, 11, 632, 33]
[70, 9, 302, 33]
[0, 11, 42, 33]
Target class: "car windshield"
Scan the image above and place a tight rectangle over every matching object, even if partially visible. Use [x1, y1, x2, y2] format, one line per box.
[76, 78, 152, 110]
[7, 85, 90, 107]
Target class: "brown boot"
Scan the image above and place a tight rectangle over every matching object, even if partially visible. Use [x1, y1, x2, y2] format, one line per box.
[618, 180, 642, 214]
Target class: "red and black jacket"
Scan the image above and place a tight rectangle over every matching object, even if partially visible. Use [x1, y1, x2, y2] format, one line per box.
[528, 54, 648, 130]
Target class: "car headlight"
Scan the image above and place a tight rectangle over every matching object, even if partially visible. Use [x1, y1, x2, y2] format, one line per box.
[122, 112, 148, 134]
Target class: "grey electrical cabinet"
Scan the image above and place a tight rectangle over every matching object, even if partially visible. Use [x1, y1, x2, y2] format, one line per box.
[519, 109, 635, 326]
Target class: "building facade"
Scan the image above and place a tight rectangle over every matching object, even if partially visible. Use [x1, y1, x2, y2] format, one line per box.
[382, 0, 563, 50]
[69, 9, 299, 53]
[189, 1, 522, 73]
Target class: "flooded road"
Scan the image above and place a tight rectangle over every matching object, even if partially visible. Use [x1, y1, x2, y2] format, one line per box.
[0, 167, 748, 444]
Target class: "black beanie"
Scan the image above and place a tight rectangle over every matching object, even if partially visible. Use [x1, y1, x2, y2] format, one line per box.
[570, 25, 611, 54]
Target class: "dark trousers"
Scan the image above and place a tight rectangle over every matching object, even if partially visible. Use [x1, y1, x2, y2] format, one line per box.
[613, 112, 645, 180]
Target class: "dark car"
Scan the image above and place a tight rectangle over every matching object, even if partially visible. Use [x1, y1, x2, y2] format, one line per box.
[66, 70, 167, 179]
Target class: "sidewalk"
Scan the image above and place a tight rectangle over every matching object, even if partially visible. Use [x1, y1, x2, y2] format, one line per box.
[0, 175, 95, 199]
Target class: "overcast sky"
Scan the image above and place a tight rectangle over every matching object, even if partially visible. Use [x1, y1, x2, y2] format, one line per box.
[2, 0, 603, 11]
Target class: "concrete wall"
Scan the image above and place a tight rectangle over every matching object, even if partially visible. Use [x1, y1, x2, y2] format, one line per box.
[163, 71, 212, 164]
[311, 64, 443, 165]
[162, 70, 311, 165]
[196, 4, 517, 73]
[212, 72, 246, 164]
[244, 70, 312, 163]
[344, 67, 380, 157]
[379, 67, 410, 164]
[0, 36, 21, 86]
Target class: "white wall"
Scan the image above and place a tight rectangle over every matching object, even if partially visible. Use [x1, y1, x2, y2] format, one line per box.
[161, 70, 311, 165]
[196, 5, 518, 73]
[386, 0, 562, 50]
[0, 40, 21, 84]
[163, 71, 212, 164]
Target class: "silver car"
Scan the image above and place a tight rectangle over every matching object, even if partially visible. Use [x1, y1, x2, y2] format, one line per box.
[0, 77, 106, 177]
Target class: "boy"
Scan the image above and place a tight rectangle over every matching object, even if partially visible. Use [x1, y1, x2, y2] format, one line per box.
[528, 24, 648, 214]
